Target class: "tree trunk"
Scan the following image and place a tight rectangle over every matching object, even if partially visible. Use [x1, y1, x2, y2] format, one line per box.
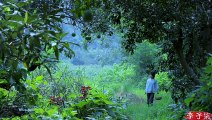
[173, 29, 200, 85]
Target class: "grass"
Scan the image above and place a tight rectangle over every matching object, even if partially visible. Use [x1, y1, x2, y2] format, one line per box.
[124, 89, 173, 120]
[56, 62, 174, 119]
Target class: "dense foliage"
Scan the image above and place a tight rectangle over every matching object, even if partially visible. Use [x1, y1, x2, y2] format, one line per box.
[85, 0, 212, 113]
[0, 0, 212, 119]
[127, 40, 162, 76]
[185, 56, 212, 113]
[0, 62, 130, 119]
[0, 0, 77, 91]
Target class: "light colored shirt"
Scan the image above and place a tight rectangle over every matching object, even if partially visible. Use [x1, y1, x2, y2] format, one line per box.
[145, 78, 159, 93]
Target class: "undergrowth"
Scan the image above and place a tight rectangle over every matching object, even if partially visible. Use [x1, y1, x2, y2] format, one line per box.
[124, 88, 173, 120]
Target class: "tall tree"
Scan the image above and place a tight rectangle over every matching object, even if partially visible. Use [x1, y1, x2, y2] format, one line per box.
[88, 0, 212, 85]
[75, 0, 212, 103]
[0, 0, 79, 90]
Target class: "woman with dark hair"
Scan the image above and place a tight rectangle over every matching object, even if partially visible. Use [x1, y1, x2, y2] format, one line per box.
[145, 70, 159, 106]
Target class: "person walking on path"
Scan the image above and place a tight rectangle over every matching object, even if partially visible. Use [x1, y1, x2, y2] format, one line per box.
[145, 70, 159, 106]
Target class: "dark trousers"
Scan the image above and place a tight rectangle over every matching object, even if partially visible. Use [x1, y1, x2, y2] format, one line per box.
[147, 93, 155, 105]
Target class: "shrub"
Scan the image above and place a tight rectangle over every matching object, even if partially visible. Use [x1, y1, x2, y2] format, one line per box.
[127, 40, 162, 77]
[185, 56, 212, 113]
[155, 72, 171, 92]
[73, 90, 127, 119]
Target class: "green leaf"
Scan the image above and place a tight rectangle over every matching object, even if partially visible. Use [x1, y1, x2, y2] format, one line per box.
[47, 106, 58, 116]
[6, 20, 23, 27]
[38, 93, 43, 99]
[6, 14, 24, 22]
[36, 76, 43, 82]
[12, 117, 21, 120]
[70, 110, 77, 116]
[76, 101, 88, 108]
[43, 81, 48, 85]
[104, 100, 114, 105]
[23, 62, 28, 68]
[27, 14, 37, 23]
[24, 12, 28, 23]
[43, 65, 53, 80]
[20, 115, 29, 120]
[53, 46, 59, 60]
[56, 32, 68, 40]
[34, 108, 44, 114]
[18, 2, 29, 7]
[59, 93, 64, 97]
[63, 43, 75, 56]
[0, 79, 8, 84]
[63, 41, 79, 46]
[205, 66, 212, 74]
[4, 7, 11, 12]
[0, 88, 9, 96]
[207, 57, 212, 65]
[63, 43, 70, 50]
[31, 84, 37, 90]
[68, 94, 77, 99]
[205, 57, 212, 74]
[184, 97, 194, 106]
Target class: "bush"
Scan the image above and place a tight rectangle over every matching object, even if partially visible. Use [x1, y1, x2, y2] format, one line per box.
[127, 40, 163, 77]
[127, 40, 167, 88]
[155, 72, 171, 92]
[185, 56, 212, 113]
[82, 63, 135, 94]
[73, 90, 127, 119]
[1, 75, 127, 119]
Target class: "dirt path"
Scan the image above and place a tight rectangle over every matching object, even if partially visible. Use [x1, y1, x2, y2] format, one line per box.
[125, 93, 145, 104]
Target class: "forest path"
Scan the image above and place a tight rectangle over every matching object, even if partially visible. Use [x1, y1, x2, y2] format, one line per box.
[123, 90, 173, 120]
[125, 93, 145, 104]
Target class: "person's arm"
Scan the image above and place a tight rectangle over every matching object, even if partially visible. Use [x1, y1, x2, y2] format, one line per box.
[145, 79, 149, 94]
[155, 80, 159, 93]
